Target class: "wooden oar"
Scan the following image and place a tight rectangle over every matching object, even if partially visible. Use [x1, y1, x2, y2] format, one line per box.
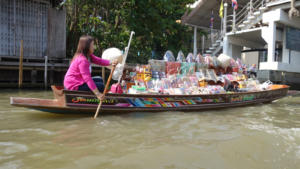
[94, 64, 117, 119]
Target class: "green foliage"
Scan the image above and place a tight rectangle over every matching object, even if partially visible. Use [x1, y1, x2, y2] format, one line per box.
[65, 0, 199, 63]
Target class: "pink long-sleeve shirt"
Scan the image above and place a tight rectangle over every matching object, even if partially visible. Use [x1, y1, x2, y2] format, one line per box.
[64, 54, 110, 91]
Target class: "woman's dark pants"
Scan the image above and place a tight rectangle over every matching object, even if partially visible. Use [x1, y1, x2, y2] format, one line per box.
[78, 76, 104, 92]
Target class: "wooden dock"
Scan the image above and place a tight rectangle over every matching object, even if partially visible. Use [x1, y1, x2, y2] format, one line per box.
[0, 56, 109, 88]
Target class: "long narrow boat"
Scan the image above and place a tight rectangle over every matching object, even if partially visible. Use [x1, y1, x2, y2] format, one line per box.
[10, 85, 289, 114]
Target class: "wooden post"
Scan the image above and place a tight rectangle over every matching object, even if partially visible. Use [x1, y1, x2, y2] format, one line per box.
[44, 55, 48, 89]
[102, 67, 105, 84]
[18, 40, 24, 89]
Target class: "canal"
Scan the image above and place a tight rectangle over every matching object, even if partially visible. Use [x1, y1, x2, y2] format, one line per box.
[0, 90, 300, 169]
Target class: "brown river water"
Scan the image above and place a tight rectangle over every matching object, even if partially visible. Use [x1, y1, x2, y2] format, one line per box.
[0, 89, 300, 169]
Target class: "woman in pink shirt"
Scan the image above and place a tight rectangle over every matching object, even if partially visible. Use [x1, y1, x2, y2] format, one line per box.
[64, 35, 118, 101]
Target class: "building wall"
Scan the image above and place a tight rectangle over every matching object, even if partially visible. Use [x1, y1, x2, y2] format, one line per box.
[0, 0, 66, 59]
[47, 7, 66, 58]
[281, 26, 300, 73]
[242, 51, 259, 67]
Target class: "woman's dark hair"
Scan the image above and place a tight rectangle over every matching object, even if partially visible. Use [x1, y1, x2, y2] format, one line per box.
[72, 35, 94, 60]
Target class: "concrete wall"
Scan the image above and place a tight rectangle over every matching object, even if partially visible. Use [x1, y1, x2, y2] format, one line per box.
[47, 7, 66, 58]
[242, 51, 259, 67]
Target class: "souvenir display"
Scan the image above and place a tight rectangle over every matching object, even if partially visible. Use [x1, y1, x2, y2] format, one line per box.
[121, 50, 270, 95]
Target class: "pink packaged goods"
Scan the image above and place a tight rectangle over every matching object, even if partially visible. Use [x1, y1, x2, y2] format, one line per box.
[166, 62, 181, 76]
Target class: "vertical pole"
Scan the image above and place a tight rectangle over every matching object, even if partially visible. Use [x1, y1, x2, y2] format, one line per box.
[210, 27, 213, 45]
[232, 8, 236, 32]
[102, 67, 105, 84]
[193, 26, 197, 57]
[14, 0, 16, 56]
[202, 35, 205, 54]
[18, 40, 24, 88]
[250, 0, 253, 15]
[268, 21, 276, 63]
[223, 3, 228, 36]
[223, 2, 228, 55]
[220, 19, 223, 35]
[44, 55, 48, 89]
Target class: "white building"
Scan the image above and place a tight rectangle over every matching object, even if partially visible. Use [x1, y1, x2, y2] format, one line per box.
[182, 0, 300, 88]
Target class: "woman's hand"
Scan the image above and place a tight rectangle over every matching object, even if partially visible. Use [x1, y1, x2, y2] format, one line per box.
[96, 93, 105, 101]
[111, 59, 119, 66]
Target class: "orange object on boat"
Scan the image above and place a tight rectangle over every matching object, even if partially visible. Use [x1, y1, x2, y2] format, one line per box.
[271, 84, 289, 90]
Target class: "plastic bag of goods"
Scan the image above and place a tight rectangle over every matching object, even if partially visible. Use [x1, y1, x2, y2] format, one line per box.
[181, 62, 196, 76]
[212, 56, 222, 68]
[101, 47, 123, 70]
[176, 50, 186, 62]
[204, 56, 213, 68]
[186, 53, 195, 63]
[163, 50, 175, 62]
[259, 80, 273, 90]
[195, 54, 207, 70]
[112, 64, 125, 80]
[218, 54, 231, 68]
[148, 59, 166, 72]
[166, 62, 181, 77]
[236, 58, 243, 69]
[195, 54, 204, 63]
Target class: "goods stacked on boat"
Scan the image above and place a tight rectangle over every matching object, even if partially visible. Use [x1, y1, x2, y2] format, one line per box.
[118, 51, 272, 95]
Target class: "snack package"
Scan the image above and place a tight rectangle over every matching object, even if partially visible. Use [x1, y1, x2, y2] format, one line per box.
[206, 69, 218, 82]
[152, 71, 160, 79]
[181, 62, 195, 76]
[176, 50, 186, 62]
[166, 62, 181, 76]
[149, 59, 166, 72]
[186, 53, 195, 63]
[163, 50, 175, 62]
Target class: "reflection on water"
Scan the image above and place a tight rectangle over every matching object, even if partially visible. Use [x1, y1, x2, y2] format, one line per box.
[0, 89, 300, 169]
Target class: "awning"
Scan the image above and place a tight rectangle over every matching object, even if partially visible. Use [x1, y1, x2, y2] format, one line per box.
[181, 0, 250, 30]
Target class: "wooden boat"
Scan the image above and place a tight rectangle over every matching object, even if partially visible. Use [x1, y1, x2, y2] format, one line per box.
[10, 85, 289, 114]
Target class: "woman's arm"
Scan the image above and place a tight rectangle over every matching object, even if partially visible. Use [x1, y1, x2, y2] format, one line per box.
[90, 54, 110, 66]
[78, 60, 98, 91]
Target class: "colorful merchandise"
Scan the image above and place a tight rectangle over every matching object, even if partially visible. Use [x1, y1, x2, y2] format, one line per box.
[181, 62, 195, 76]
[166, 62, 181, 76]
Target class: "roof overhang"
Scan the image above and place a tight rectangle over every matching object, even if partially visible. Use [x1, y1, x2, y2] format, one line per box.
[182, 0, 249, 30]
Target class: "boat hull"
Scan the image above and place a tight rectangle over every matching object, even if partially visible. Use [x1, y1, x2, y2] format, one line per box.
[10, 85, 289, 114]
